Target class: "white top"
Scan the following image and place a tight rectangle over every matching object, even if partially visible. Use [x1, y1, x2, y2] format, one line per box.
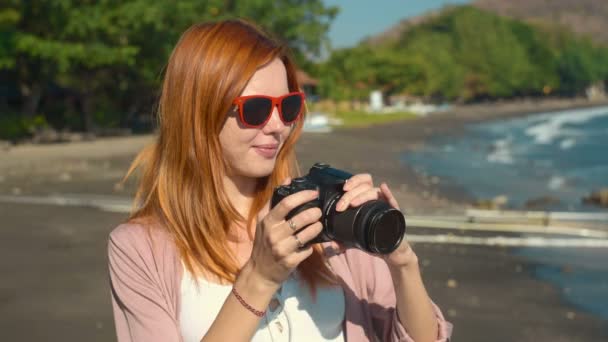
[179, 263, 346, 342]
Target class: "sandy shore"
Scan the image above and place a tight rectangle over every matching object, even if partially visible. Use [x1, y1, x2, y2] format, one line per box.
[298, 97, 608, 213]
[2, 96, 607, 212]
[1, 97, 607, 340]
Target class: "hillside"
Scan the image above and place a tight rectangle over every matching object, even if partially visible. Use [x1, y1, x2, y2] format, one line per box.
[474, 0, 608, 44]
[318, 6, 608, 102]
[366, 0, 608, 46]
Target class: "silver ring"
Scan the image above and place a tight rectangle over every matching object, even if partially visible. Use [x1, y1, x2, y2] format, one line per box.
[287, 219, 297, 231]
[293, 234, 305, 249]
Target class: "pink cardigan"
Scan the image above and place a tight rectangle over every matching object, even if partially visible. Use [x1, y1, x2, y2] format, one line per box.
[108, 223, 452, 341]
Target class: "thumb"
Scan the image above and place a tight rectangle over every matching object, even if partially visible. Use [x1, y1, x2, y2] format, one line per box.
[281, 177, 292, 186]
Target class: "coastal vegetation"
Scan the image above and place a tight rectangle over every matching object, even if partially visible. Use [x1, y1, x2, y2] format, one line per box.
[0, 0, 337, 140]
[1, 2, 607, 140]
[315, 6, 608, 102]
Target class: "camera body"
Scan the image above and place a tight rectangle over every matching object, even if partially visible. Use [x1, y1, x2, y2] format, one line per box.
[271, 163, 406, 254]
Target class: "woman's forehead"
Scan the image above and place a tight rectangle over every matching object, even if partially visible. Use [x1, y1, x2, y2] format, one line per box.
[240, 59, 289, 97]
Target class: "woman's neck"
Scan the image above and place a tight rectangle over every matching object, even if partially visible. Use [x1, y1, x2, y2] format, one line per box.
[223, 173, 258, 216]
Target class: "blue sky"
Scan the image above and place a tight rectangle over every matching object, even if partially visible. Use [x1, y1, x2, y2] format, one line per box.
[323, 0, 470, 48]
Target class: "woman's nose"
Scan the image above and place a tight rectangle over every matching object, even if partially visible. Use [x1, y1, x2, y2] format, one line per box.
[262, 106, 285, 133]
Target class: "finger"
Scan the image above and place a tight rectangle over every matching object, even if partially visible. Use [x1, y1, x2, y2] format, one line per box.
[350, 188, 383, 207]
[343, 173, 373, 191]
[266, 189, 319, 226]
[284, 222, 323, 252]
[294, 221, 323, 246]
[273, 207, 322, 241]
[282, 245, 314, 269]
[380, 183, 400, 210]
[336, 183, 374, 212]
[271, 221, 322, 258]
[281, 177, 292, 186]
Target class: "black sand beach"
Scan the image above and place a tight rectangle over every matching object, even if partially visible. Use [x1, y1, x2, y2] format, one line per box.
[1, 97, 607, 341]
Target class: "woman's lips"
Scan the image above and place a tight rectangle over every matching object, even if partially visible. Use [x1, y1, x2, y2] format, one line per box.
[253, 144, 279, 158]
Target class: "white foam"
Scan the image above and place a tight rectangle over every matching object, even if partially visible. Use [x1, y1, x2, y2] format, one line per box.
[559, 138, 576, 150]
[548, 176, 565, 190]
[525, 106, 608, 144]
[487, 138, 514, 164]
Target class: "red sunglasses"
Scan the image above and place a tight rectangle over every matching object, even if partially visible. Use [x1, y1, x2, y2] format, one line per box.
[232, 92, 305, 128]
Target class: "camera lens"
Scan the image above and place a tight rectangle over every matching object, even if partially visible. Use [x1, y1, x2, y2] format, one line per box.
[367, 208, 405, 254]
[327, 200, 405, 254]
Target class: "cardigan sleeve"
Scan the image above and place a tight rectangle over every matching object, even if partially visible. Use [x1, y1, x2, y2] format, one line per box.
[108, 223, 183, 342]
[350, 249, 453, 341]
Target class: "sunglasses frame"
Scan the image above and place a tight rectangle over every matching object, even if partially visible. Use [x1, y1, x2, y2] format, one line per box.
[232, 91, 305, 128]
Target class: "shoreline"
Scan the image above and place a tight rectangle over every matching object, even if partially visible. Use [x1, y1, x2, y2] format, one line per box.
[298, 98, 608, 339]
[305, 97, 608, 212]
[2, 97, 608, 209]
[1, 97, 607, 340]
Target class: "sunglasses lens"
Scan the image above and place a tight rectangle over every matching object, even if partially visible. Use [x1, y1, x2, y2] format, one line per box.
[242, 97, 273, 126]
[281, 94, 303, 123]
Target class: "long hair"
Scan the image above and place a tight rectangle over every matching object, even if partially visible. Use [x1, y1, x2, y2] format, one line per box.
[125, 19, 336, 294]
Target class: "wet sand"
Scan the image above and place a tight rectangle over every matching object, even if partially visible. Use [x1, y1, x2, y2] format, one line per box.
[1, 97, 607, 340]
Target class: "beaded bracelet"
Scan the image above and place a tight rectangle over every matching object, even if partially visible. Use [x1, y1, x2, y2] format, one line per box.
[231, 287, 266, 317]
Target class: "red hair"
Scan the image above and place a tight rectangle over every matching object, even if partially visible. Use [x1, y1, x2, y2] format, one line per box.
[125, 19, 336, 294]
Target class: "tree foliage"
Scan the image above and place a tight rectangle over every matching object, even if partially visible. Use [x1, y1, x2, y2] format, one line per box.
[317, 6, 608, 102]
[0, 0, 337, 138]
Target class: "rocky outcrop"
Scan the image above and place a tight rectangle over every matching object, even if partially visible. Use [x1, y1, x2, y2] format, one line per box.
[582, 188, 608, 208]
[524, 196, 561, 210]
[473, 195, 508, 210]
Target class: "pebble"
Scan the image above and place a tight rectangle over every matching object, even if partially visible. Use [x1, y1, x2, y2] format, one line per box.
[447, 279, 458, 288]
[12, 187, 21, 195]
[59, 172, 72, 181]
[566, 311, 576, 320]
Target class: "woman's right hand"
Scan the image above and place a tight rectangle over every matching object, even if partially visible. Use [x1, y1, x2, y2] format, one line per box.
[244, 180, 323, 290]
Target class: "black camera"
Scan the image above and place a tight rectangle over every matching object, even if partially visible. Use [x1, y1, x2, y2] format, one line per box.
[271, 163, 406, 254]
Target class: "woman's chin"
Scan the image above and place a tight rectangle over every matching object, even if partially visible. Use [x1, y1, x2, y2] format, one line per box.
[237, 160, 276, 179]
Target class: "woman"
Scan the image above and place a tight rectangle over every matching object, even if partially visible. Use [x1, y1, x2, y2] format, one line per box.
[108, 19, 452, 342]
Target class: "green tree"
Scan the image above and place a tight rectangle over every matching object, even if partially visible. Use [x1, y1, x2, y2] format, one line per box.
[1, 0, 337, 135]
[316, 5, 608, 103]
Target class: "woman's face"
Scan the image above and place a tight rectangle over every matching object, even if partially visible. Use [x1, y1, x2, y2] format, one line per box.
[219, 58, 294, 179]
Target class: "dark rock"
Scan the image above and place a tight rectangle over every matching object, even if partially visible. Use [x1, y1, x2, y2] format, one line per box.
[524, 196, 561, 210]
[473, 195, 508, 209]
[582, 188, 608, 207]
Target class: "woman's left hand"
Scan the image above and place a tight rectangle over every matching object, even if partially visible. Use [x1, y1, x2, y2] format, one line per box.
[335, 175, 418, 270]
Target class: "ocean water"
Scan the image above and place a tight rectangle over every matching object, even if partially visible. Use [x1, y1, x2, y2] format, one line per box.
[403, 106, 608, 321]
[514, 247, 608, 320]
[403, 106, 608, 211]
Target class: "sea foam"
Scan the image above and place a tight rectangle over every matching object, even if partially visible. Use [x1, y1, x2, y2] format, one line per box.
[525, 106, 608, 144]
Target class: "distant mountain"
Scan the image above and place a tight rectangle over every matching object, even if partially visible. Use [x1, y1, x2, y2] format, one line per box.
[362, 8, 444, 47]
[365, 0, 608, 47]
[474, 0, 608, 44]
